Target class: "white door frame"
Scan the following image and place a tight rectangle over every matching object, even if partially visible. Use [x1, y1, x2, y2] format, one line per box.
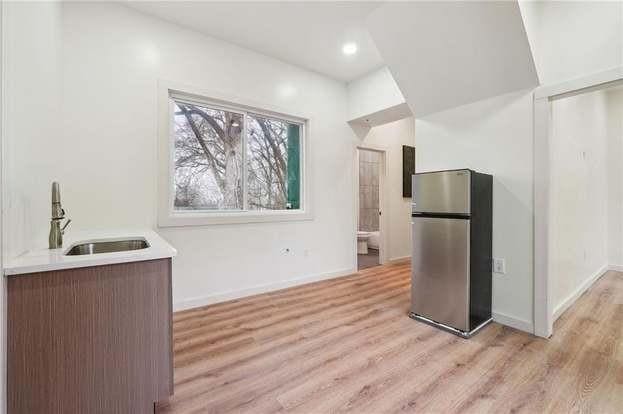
[533, 66, 623, 338]
[353, 145, 389, 267]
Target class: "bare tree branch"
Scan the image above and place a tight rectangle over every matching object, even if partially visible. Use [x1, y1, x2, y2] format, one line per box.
[178, 104, 227, 192]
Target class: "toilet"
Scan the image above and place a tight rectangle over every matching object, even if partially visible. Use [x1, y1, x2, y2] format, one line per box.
[357, 231, 371, 254]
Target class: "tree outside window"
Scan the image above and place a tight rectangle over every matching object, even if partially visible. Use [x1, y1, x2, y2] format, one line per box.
[171, 98, 302, 212]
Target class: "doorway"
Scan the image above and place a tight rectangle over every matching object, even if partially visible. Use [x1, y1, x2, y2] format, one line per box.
[533, 69, 623, 338]
[356, 147, 386, 270]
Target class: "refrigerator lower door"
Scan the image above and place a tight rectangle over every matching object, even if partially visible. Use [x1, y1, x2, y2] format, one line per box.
[411, 217, 470, 332]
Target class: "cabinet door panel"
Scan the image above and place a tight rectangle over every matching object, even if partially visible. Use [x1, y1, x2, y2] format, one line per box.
[8, 259, 173, 414]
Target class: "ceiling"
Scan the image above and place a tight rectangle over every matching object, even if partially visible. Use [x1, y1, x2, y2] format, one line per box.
[124, 1, 385, 83]
[367, 1, 538, 116]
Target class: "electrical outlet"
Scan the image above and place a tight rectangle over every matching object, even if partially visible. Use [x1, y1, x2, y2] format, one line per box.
[493, 258, 506, 274]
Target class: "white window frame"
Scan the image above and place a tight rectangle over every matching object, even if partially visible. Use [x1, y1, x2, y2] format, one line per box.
[158, 81, 312, 227]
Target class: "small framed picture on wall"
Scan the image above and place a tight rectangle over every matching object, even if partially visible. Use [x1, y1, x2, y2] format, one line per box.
[402, 145, 415, 198]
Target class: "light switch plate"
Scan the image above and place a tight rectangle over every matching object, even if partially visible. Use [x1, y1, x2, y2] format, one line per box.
[493, 258, 506, 274]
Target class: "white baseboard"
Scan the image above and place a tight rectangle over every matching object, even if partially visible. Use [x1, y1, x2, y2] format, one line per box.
[553, 264, 609, 322]
[609, 264, 623, 272]
[388, 255, 410, 263]
[173, 267, 357, 312]
[492, 311, 533, 333]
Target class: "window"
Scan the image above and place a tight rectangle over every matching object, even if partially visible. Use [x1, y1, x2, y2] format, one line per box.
[172, 101, 244, 211]
[246, 113, 301, 211]
[159, 86, 309, 226]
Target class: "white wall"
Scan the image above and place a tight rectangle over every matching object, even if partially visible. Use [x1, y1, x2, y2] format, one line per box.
[415, 90, 535, 332]
[5, 2, 359, 310]
[607, 88, 623, 268]
[347, 66, 406, 121]
[0, 3, 5, 412]
[3, 1, 62, 259]
[550, 90, 610, 317]
[520, 1, 623, 85]
[360, 117, 414, 261]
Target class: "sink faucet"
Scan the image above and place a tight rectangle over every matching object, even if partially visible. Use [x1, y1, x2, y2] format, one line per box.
[49, 182, 71, 249]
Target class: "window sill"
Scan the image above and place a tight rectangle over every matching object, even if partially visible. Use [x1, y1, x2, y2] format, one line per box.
[158, 210, 313, 227]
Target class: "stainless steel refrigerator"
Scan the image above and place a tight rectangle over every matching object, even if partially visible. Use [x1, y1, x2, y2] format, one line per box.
[409, 169, 492, 338]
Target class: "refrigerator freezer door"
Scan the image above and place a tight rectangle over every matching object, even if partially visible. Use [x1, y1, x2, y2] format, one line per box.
[412, 170, 470, 215]
[411, 217, 470, 331]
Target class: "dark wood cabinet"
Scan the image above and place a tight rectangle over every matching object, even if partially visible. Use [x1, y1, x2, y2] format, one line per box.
[7, 258, 173, 414]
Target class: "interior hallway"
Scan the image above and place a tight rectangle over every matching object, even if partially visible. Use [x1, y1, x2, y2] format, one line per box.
[158, 261, 623, 413]
[357, 248, 379, 270]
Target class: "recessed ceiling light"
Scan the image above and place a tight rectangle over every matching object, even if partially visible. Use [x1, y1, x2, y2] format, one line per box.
[342, 42, 358, 56]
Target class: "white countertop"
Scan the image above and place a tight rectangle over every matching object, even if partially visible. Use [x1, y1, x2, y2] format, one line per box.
[4, 229, 177, 276]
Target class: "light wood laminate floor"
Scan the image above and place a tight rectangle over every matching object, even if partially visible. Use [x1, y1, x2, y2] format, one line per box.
[158, 260, 623, 413]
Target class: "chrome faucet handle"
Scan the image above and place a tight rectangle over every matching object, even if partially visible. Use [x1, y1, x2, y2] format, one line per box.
[61, 218, 71, 234]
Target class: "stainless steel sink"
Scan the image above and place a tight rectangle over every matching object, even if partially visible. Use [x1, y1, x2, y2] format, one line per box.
[65, 239, 150, 256]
